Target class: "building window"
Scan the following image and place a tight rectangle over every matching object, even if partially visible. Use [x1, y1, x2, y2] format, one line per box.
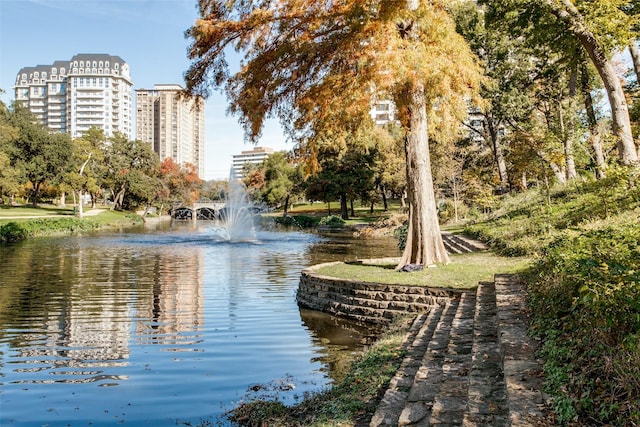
[42, 72, 47, 79]
[114, 63, 119, 70]
[92, 61, 97, 67]
[60, 68, 65, 75]
[34, 72, 39, 78]
[92, 68, 97, 74]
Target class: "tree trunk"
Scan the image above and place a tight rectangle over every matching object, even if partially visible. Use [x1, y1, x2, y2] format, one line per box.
[77, 190, 84, 218]
[30, 181, 41, 208]
[339, 193, 348, 220]
[398, 82, 449, 268]
[350, 198, 354, 217]
[537, 150, 567, 184]
[283, 194, 290, 217]
[487, 116, 509, 189]
[558, 99, 577, 180]
[581, 61, 607, 178]
[544, 0, 637, 164]
[112, 185, 126, 211]
[629, 40, 640, 85]
[381, 186, 388, 211]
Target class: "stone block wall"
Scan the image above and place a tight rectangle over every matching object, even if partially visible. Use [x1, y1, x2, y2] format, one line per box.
[297, 261, 464, 324]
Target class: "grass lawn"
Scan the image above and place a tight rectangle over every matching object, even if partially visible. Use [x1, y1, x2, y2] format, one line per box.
[313, 252, 532, 290]
[0, 204, 76, 219]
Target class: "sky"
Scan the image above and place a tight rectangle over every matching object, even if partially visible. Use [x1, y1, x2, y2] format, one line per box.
[0, 0, 290, 180]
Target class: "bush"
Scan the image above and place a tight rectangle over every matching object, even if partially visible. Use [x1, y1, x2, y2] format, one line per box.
[527, 224, 640, 425]
[0, 222, 28, 244]
[318, 215, 345, 227]
[273, 215, 320, 228]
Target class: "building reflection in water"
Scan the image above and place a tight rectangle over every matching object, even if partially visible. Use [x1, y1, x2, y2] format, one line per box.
[7, 242, 205, 384]
[134, 250, 205, 349]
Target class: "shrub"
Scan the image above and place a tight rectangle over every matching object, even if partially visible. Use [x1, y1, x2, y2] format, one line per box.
[0, 222, 28, 244]
[318, 215, 345, 227]
[527, 224, 640, 425]
[273, 215, 320, 228]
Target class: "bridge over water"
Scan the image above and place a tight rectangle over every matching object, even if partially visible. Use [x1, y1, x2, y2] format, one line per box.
[171, 200, 226, 221]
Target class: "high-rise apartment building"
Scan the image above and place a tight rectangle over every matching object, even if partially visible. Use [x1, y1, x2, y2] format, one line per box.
[13, 53, 133, 139]
[135, 85, 205, 178]
[231, 146, 274, 178]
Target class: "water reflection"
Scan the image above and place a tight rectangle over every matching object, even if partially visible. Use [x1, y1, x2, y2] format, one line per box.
[0, 225, 400, 426]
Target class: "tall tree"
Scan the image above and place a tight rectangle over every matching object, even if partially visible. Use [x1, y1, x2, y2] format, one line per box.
[67, 128, 105, 217]
[483, 0, 638, 164]
[102, 133, 159, 211]
[6, 103, 72, 207]
[185, 0, 482, 267]
[256, 151, 304, 216]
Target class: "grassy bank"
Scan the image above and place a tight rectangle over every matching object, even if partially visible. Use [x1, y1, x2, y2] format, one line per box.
[0, 205, 143, 243]
[314, 252, 530, 290]
[466, 166, 640, 425]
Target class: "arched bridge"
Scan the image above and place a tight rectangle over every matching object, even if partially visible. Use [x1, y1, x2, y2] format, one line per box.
[171, 200, 226, 221]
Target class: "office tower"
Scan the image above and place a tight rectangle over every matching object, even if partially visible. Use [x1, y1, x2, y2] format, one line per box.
[135, 84, 205, 178]
[14, 53, 133, 139]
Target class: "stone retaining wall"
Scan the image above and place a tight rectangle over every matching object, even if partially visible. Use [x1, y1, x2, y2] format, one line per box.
[297, 261, 465, 324]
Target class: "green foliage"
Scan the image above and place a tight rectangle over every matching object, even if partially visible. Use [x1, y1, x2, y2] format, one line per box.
[527, 224, 640, 425]
[0, 222, 28, 244]
[273, 214, 321, 228]
[394, 223, 407, 250]
[318, 215, 345, 227]
[467, 165, 640, 425]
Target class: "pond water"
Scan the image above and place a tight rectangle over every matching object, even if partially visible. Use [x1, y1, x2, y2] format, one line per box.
[0, 221, 401, 426]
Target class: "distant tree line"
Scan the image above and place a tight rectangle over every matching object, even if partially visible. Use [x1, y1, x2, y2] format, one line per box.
[0, 100, 202, 217]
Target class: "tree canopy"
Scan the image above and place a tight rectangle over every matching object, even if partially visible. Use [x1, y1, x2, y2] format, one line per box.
[186, 0, 483, 267]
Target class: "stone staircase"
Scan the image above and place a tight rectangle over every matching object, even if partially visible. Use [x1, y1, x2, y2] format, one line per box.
[441, 232, 488, 254]
[369, 274, 553, 426]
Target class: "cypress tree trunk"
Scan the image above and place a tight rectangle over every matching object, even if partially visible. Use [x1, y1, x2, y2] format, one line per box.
[398, 82, 449, 268]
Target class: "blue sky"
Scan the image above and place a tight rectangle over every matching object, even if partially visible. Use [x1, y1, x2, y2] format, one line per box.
[0, 0, 290, 180]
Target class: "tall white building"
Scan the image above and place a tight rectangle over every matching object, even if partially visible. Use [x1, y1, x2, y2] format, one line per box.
[231, 147, 274, 178]
[135, 84, 205, 177]
[13, 53, 133, 139]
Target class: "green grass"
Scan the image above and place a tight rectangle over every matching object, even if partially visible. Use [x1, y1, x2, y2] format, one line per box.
[0, 205, 143, 243]
[313, 252, 531, 290]
[0, 204, 76, 219]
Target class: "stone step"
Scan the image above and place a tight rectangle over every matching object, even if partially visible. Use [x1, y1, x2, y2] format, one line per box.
[494, 274, 551, 426]
[463, 281, 509, 426]
[424, 290, 476, 426]
[395, 295, 467, 426]
[369, 275, 553, 427]
[370, 302, 450, 426]
[441, 232, 488, 254]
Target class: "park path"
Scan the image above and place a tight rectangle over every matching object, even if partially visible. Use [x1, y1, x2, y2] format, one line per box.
[368, 234, 555, 426]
